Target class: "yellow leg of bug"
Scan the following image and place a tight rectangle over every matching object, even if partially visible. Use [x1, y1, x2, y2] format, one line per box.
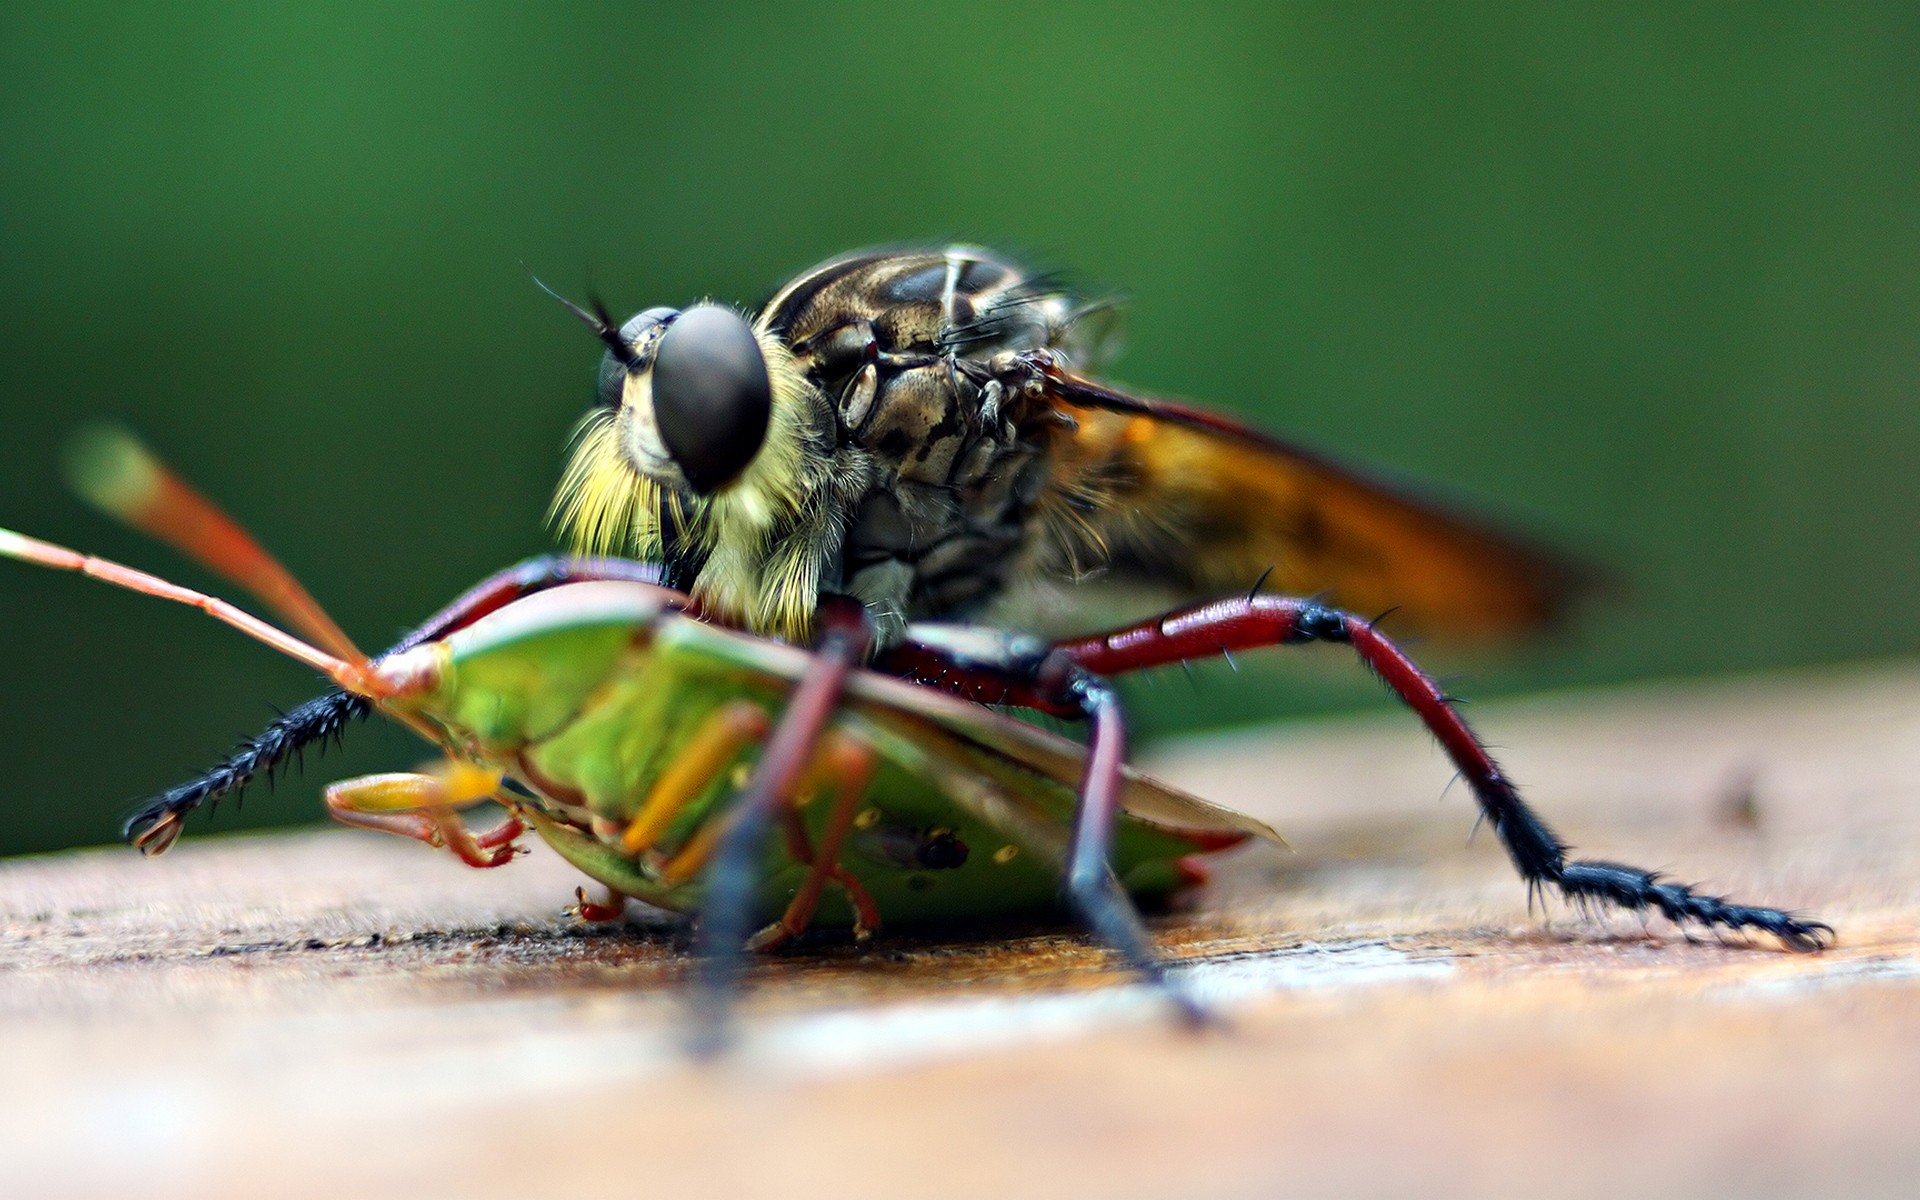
[748, 732, 880, 951]
[324, 761, 523, 868]
[620, 700, 773, 855]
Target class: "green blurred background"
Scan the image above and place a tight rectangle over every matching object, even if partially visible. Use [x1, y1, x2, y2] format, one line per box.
[2, 3, 1916, 855]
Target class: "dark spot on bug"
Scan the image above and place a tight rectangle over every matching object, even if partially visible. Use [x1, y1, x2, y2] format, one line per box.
[917, 830, 969, 870]
[906, 874, 935, 893]
[958, 258, 1009, 292]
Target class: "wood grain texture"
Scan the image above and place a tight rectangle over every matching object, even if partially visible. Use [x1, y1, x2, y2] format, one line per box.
[3, 664, 1917, 1199]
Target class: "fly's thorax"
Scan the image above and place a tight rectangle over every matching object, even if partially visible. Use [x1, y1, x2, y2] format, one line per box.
[768, 249, 1085, 629]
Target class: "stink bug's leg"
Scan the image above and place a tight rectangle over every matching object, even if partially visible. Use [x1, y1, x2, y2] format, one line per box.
[1051, 595, 1834, 951]
[687, 597, 874, 1055]
[570, 887, 628, 923]
[623, 701, 773, 856]
[772, 809, 882, 941]
[749, 731, 880, 952]
[324, 763, 524, 869]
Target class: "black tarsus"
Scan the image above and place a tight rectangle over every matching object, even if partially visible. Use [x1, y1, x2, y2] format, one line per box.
[1277, 600, 1835, 952]
[122, 691, 369, 850]
[1558, 861, 1833, 952]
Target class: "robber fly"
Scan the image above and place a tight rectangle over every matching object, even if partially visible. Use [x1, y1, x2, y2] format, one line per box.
[548, 246, 1590, 645]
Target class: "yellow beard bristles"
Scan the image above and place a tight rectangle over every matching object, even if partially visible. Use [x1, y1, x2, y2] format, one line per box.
[548, 322, 830, 642]
[548, 411, 662, 558]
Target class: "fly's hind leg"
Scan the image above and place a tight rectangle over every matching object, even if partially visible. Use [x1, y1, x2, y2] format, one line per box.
[1051, 594, 1834, 951]
[325, 760, 524, 868]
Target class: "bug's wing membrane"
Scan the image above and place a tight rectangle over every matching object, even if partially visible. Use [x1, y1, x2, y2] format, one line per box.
[841, 667, 1285, 848]
[683, 616, 1281, 846]
[1030, 364, 1596, 638]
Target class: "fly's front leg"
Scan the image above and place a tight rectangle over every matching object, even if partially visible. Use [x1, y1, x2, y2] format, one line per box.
[122, 556, 677, 854]
[688, 596, 874, 1055]
[324, 760, 524, 868]
[1054, 594, 1834, 951]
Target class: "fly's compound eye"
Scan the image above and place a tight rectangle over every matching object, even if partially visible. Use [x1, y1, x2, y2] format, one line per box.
[649, 304, 772, 494]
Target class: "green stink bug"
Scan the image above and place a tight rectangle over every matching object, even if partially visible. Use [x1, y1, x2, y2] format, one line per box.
[1, 432, 1279, 1035]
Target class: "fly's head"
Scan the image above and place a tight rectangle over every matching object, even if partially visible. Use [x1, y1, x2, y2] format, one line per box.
[546, 287, 834, 640]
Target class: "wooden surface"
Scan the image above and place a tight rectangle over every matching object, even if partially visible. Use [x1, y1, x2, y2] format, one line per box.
[3, 663, 1918, 1199]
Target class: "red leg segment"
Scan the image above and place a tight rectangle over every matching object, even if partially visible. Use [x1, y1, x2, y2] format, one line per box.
[885, 594, 1832, 952]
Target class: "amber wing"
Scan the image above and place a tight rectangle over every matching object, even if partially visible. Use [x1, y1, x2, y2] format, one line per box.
[1032, 363, 1595, 638]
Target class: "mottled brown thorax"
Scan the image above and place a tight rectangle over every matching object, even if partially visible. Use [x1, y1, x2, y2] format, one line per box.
[759, 248, 1089, 622]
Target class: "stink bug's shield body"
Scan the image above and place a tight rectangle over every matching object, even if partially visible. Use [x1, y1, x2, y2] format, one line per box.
[401, 579, 1265, 930]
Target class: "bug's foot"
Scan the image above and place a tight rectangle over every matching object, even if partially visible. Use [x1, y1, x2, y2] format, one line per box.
[567, 886, 627, 923]
[745, 921, 797, 953]
[1554, 860, 1834, 952]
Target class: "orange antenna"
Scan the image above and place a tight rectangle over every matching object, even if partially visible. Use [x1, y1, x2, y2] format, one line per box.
[0, 526, 362, 688]
[62, 424, 365, 664]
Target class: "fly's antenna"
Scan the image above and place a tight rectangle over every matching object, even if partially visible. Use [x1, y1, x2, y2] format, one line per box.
[526, 268, 637, 368]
